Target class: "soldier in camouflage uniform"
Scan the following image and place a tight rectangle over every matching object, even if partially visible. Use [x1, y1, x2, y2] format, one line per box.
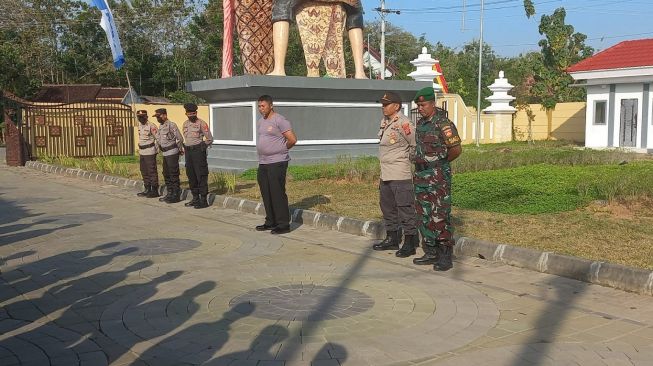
[412, 87, 462, 271]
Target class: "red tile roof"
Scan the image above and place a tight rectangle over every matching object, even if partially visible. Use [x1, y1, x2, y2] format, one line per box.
[567, 38, 653, 73]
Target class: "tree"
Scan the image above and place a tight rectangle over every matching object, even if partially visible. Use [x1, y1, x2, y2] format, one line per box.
[532, 8, 593, 109]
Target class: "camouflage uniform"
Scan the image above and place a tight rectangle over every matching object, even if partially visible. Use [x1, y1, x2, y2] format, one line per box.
[413, 108, 461, 249]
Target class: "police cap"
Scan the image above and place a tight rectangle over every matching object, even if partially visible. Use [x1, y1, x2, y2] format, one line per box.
[153, 108, 167, 115]
[413, 87, 436, 102]
[183, 103, 198, 112]
[136, 110, 148, 116]
[378, 91, 402, 105]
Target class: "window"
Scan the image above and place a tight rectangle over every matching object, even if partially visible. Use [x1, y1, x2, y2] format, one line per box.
[594, 100, 607, 125]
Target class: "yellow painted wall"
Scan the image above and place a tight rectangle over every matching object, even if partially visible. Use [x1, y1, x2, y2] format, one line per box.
[513, 102, 586, 142]
[132, 103, 210, 153]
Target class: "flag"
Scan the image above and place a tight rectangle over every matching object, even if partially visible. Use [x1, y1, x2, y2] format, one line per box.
[433, 62, 449, 93]
[91, 0, 125, 69]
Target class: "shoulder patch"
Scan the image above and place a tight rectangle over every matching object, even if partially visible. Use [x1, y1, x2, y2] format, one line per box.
[202, 123, 209, 132]
[401, 122, 412, 135]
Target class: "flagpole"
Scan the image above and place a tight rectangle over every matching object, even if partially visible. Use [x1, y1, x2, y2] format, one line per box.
[125, 71, 135, 113]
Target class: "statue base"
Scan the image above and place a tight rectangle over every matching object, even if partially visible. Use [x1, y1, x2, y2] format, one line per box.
[186, 76, 431, 171]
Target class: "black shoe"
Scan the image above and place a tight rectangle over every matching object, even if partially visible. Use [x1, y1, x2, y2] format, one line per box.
[194, 195, 208, 209]
[137, 184, 149, 197]
[255, 224, 274, 231]
[372, 230, 400, 251]
[185, 195, 199, 207]
[146, 185, 160, 198]
[270, 226, 290, 234]
[159, 187, 172, 202]
[396, 234, 418, 258]
[165, 188, 182, 204]
[433, 245, 453, 271]
[413, 252, 439, 265]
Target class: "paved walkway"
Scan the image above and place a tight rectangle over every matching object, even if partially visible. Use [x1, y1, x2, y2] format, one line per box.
[1, 164, 653, 366]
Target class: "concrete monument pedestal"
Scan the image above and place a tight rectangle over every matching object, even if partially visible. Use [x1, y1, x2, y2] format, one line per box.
[187, 76, 430, 171]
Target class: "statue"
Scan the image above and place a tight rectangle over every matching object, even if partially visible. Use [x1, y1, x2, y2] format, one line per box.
[269, 0, 366, 78]
[221, 0, 366, 78]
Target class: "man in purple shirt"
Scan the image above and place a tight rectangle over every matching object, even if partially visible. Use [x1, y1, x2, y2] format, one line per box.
[255, 95, 298, 234]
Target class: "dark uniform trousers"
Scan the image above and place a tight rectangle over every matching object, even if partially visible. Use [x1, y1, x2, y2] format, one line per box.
[257, 161, 290, 229]
[162, 153, 181, 190]
[380, 179, 417, 235]
[185, 144, 209, 196]
[139, 155, 158, 186]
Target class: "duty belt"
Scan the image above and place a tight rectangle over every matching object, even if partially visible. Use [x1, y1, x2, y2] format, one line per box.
[414, 160, 444, 171]
[184, 143, 206, 151]
[159, 144, 178, 152]
[138, 142, 155, 150]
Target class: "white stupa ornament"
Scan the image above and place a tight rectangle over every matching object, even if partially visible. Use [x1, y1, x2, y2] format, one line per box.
[408, 47, 442, 92]
[484, 71, 516, 113]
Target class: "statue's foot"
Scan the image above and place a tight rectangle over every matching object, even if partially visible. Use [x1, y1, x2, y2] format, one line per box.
[266, 70, 286, 76]
[354, 73, 368, 79]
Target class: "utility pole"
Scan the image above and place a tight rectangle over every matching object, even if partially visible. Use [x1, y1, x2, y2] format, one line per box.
[475, 0, 485, 147]
[375, 1, 400, 80]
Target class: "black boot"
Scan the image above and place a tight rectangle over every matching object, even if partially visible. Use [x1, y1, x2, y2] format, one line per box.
[395, 234, 418, 258]
[165, 188, 182, 203]
[185, 194, 199, 207]
[137, 183, 149, 197]
[194, 195, 208, 209]
[146, 185, 160, 198]
[373, 230, 400, 251]
[159, 186, 172, 202]
[433, 245, 454, 271]
[413, 245, 439, 265]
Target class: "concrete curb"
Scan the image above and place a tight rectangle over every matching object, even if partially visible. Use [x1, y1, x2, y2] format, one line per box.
[24, 161, 653, 297]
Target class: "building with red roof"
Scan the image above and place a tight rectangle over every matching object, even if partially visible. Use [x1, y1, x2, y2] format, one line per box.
[568, 39, 653, 150]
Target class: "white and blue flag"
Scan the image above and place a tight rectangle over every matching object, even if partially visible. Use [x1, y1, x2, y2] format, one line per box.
[91, 0, 125, 69]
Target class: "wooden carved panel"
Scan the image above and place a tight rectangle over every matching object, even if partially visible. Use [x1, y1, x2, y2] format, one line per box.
[106, 136, 118, 146]
[49, 125, 62, 137]
[35, 115, 46, 126]
[82, 125, 93, 136]
[74, 115, 85, 125]
[112, 125, 124, 136]
[35, 136, 47, 147]
[105, 115, 116, 126]
[75, 136, 86, 147]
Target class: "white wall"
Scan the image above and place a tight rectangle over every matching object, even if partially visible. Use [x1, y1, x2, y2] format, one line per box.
[647, 83, 653, 149]
[585, 85, 610, 148]
[585, 83, 652, 148]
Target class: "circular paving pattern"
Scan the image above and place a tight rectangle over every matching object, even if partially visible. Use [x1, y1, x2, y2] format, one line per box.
[13, 197, 59, 205]
[229, 284, 375, 321]
[100, 238, 202, 256]
[34, 213, 112, 225]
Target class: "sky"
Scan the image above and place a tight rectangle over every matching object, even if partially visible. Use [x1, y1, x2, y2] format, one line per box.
[360, 0, 653, 57]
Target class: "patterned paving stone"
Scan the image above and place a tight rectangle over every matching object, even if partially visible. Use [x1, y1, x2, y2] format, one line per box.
[229, 284, 374, 321]
[2, 165, 653, 366]
[100, 238, 202, 256]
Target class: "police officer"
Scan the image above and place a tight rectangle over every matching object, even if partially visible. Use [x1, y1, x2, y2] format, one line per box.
[135, 110, 160, 198]
[372, 92, 419, 257]
[182, 103, 214, 209]
[154, 108, 184, 203]
[412, 87, 462, 271]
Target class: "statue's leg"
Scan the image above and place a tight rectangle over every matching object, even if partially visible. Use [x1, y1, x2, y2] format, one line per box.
[235, 0, 274, 75]
[323, 4, 346, 78]
[268, 0, 297, 76]
[268, 21, 290, 76]
[343, 2, 366, 79]
[348, 28, 366, 79]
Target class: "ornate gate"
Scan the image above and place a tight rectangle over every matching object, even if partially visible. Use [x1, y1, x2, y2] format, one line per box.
[2, 92, 134, 160]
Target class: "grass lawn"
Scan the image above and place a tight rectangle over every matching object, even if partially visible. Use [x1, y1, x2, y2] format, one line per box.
[39, 142, 653, 270]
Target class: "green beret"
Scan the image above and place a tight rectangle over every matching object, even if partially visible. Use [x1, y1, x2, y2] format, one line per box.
[413, 87, 435, 102]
